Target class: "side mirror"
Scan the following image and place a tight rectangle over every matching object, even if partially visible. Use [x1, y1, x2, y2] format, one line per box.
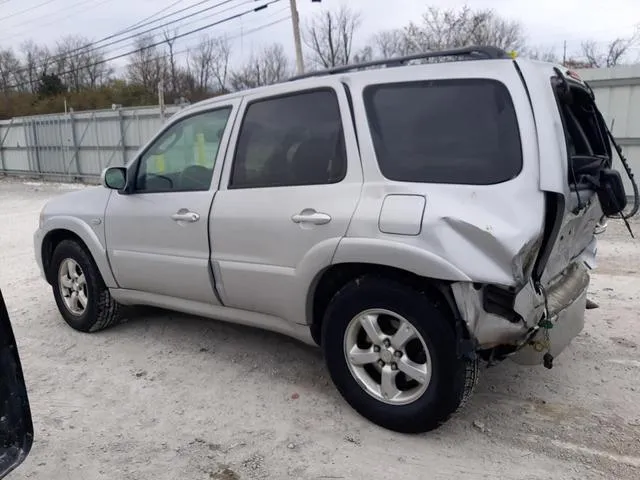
[0, 289, 33, 478]
[101, 167, 127, 190]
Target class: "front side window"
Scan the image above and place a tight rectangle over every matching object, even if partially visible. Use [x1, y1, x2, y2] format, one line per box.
[229, 89, 347, 189]
[136, 107, 232, 192]
[364, 79, 523, 185]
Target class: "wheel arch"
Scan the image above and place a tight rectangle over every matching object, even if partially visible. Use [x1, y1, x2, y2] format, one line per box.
[308, 262, 473, 355]
[40, 221, 117, 288]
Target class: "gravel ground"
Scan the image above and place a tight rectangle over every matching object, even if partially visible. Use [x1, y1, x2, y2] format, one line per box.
[1, 177, 639, 480]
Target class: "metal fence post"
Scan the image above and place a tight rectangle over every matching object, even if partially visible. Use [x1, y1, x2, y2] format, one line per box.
[0, 120, 11, 174]
[136, 112, 141, 146]
[118, 109, 127, 165]
[94, 113, 102, 172]
[30, 120, 42, 176]
[56, 116, 69, 180]
[69, 112, 80, 177]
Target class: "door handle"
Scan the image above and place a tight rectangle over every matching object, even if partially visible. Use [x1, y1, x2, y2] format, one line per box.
[291, 210, 332, 225]
[171, 210, 200, 223]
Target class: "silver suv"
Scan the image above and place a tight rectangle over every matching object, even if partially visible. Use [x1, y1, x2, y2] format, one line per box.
[34, 46, 636, 433]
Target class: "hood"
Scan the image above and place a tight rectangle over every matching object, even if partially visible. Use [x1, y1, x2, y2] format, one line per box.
[41, 185, 112, 223]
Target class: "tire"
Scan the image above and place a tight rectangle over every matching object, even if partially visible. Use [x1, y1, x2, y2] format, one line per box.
[50, 239, 122, 333]
[321, 275, 478, 433]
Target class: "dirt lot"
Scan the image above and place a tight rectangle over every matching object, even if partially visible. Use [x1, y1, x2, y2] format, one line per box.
[1, 177, 638, 480]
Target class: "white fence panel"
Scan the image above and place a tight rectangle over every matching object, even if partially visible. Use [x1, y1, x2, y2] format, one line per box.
[578, 65, 640, 198]
[0, 105, 182, 180]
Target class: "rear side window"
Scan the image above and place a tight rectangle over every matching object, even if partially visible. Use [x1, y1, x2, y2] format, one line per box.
[229, 89, 347, 189]
[364, 79, 522, 185]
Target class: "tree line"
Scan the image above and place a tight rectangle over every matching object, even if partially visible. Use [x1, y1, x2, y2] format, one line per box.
[0, 4, 638, 119]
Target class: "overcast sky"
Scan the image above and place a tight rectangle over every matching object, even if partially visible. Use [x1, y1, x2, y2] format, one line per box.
[1, 0, 639, 72]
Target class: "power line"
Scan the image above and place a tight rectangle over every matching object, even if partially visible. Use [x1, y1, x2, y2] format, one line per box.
[99, 0, 224, 40]
[6, 0, 281, 90]
[28, 1, 234, 60]
[0, 0, 58, 22]
[0, 0, 112, 42]
[88, 0, 253, 56]
[100, 0, 257, 64]
[10, 0, 250, 77]
[110, 2, 282, 70]
[112, 14, 291, 75]
[117, 0, 186, 34]
[111, 4, 289, 68]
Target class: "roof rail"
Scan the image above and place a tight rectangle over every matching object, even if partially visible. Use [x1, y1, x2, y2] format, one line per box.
[289, 45, 509, 81]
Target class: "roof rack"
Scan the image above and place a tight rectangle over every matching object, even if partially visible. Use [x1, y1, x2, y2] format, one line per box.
[289, 45, 509, 81]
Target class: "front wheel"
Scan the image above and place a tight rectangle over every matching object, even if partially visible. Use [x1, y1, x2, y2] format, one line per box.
[322, 276, 477, 433]
[51, 240, 122, 333]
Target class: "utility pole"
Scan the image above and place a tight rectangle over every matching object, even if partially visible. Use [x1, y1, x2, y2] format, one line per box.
[289, 0, 305, 75]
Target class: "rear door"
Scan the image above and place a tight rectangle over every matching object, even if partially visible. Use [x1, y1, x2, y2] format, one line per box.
[209, 80, 362, 324]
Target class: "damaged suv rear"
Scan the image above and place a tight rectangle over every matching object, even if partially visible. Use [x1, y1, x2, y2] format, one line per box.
[447, 61, 636, 368]
[318, 48, 637, 433]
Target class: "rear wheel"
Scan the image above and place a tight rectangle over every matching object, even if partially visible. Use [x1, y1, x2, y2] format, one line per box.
[322, 276, 477, 433]
[51, 240, 122, 333]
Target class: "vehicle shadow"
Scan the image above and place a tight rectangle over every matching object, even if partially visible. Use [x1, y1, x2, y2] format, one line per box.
[71, 306, 639, 476]
[110, 306, 540, 422]
[112, 306, 331, 395]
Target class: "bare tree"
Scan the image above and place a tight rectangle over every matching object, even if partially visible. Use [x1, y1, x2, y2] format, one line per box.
[20, 41, 51, 92]
[352, 46, 373, 64]
[189, 35, 214, 92]
[54, 35, 112, 91]
[163, 29, 179, 95]
[302, 4, 363, 68]
[0, 48, 22, 92]
[83, 48, 113, 89]
[173, 67, 197, 99]
[189, 35, 231, 93]
[525, 46, 560, 63]
[229, 43, 290, 91]
[403, 6, 526, 53]
[370, 29, 414, 59]
[209, 36, 231, 93]
[127, 35, 168, 94]
[581, 27, 639, 67]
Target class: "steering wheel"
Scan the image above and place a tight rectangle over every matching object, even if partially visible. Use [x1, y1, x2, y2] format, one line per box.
[179, 165, 211, 190]
[147, 173, 174, 189]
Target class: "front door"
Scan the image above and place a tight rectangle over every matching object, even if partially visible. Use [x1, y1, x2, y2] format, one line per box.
[104, 103, 237, 304]
[210, 83, 363, 324]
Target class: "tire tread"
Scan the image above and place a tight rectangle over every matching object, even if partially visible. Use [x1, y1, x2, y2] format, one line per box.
[51, 239, 122, 333]
[322, 274, 479, 433]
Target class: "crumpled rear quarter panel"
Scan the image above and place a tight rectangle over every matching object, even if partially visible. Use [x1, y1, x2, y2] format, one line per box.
[343, 60, 547, 286]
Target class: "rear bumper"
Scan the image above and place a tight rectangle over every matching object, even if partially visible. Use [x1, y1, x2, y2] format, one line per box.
[510, 267, 589, 365]
[452, 261, 590, 365]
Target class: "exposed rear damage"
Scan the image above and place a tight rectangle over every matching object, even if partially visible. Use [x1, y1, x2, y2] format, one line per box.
[446, 61, 637, 368]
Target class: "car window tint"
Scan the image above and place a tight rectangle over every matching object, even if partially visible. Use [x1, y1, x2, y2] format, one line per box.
[364, 79, 522, 185]
[136, 107, 231, 193]
[230, 89, 347, 189]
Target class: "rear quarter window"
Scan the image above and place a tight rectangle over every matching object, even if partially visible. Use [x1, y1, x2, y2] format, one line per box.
[363, 78, 523, 185]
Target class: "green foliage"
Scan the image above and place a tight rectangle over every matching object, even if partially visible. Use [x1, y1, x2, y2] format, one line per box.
[0, 82, 161, 119]
[37, 73, 67, 98]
